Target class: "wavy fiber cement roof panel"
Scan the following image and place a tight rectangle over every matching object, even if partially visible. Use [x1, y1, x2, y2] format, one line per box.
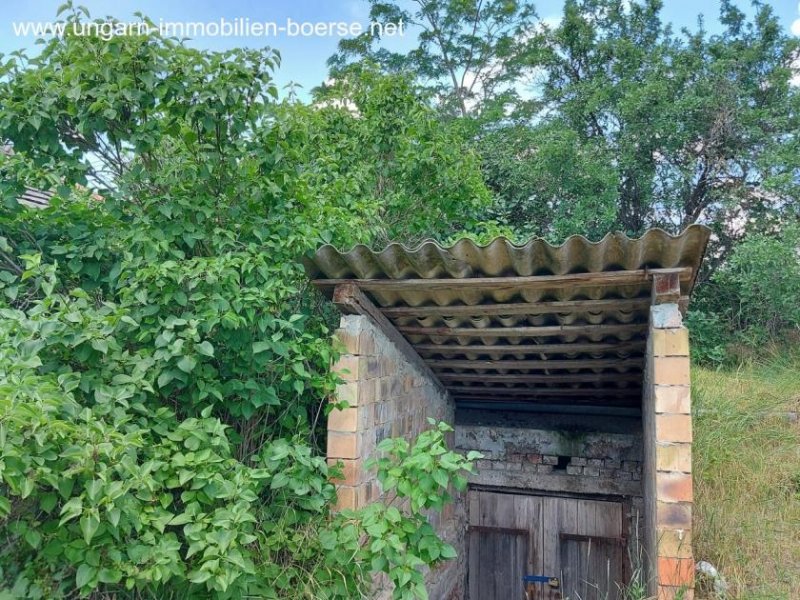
[309, 226, 710, 410]
[305, 225, 711, 282]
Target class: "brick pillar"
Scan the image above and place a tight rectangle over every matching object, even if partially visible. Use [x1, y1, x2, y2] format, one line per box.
[326, 312, 455, 515]
[326, 315, 382, 511]
[644, 302, 694, 600]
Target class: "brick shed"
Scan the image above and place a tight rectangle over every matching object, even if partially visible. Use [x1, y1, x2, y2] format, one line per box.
[306, 225, 710, 600]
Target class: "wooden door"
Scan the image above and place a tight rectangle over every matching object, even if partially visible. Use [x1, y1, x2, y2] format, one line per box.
[468, 490, 625, 600]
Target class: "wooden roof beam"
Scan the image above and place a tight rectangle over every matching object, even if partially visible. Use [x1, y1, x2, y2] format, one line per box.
[428, 358, 643, 370]
[380, 298, 655, 318]
[446, 387, 641, 397]
[414, 341, 646, 355]
[397, 323, 647, 338]
[332, 283, 445, 393]
[437, 373, 642, 383]
[314, 267, 692, 293]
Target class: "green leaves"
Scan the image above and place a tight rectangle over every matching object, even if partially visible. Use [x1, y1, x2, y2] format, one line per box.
[176, 355, 197, 373]
[75, 563, 95, 589]
[79, 511, 100, 544]
[195, 340, 214, 357]
[346, 420, 480, 599]
[0, 4, 488, 599]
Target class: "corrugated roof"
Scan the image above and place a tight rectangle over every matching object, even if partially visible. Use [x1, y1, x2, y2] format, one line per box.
[17, 187, 54, 209]
[308, 225, 710, 413]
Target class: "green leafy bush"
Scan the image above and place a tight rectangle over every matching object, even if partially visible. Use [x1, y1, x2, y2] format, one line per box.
[684, 310, 730, 366]
[690, 225, 800, 364]
[714, 226, 800, 344]
[0, 5, 485, 598]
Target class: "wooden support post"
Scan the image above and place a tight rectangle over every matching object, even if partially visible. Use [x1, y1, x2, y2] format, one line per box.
[332, 283, 446, 394]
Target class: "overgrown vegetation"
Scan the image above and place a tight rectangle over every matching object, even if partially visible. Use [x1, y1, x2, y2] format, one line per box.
[0, 0, 798, 597]
[0, 5, 485, 598]
[693, 351, 800, 599]
[689, 226, 800, 365]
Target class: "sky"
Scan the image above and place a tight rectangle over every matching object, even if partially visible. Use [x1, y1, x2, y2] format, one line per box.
[2, 1, 799, 100]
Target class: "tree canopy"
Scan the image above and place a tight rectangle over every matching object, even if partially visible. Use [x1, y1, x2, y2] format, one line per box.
[0, 5, 485, 598]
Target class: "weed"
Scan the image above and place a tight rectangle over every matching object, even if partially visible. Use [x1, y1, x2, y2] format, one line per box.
[693, 349, 800, 598]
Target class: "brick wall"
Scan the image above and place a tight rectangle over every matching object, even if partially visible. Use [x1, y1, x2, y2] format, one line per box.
[327, 315, 465, 599]
[643, 303, 694, 600]
[455, 419, 644, 497]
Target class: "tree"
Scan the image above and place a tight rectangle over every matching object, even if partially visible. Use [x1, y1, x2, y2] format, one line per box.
[328, 0, 538, 118]
[487, 0, 800, 246]
[303, 69, 492, 244]
[0, 5, 480, 598]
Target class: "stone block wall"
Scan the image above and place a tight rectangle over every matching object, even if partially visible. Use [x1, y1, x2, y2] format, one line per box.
[643, 304, 694, 600]
[455, 414, 644, 498]
[327, 315, 465, 599]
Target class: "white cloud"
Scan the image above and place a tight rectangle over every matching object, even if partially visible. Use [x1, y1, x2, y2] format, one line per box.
[792, 18, 800, 37]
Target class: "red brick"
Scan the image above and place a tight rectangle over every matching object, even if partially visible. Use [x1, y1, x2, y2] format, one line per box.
[332, 355, 364, 381]
[327, 458, 363, 486]
[656, 414, 692, 443]
[657, 585, 694, 600]
[658, 557, 695, 587]
[335, 381, 359, 406]
[656, 443, 692, 473]
[652, 329, 689, 357]
[333, 485, 357, 511]
[358, 329, 376, 355]
[653, 272, 681, 302]
[657, 528, 693, 559]
[356, 481, 381, 505]
[657, 501, 692, 529]
[328, 407, 358, 432]
[658, 472, 693, 503]
[334, 329, 360, 354]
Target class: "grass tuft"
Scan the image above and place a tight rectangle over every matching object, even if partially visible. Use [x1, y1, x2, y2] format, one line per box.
[693, 349, 800, 599]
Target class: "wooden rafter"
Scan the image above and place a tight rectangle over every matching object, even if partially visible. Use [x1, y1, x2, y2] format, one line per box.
[436, 373, 642, 383]
[380, 298, 655, 318]
[314, 267, 692, 292]
[427, 358, 643, 371]
[445, 387, 641, 397]
[397, 323, 647, 338]
[451, 397, 640, 407]
[332, 283, 445, 393]
[414, 341, 646, 355]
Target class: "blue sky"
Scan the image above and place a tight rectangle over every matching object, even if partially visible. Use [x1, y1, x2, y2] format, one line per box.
[2, 1, 799, 99]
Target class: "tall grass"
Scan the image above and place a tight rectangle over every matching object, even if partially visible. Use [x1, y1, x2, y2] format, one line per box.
[693, 350, 800, 599]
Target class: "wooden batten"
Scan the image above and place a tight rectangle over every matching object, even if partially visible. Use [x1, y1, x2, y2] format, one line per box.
[414, 341, 646, 355]
[427, 358, 643, 371]
[398, 323, 647, 338]
[314, 267, 692, 293]
[380, 298, 654, 318]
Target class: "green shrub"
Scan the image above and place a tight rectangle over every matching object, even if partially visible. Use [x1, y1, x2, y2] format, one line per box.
[714, 225, 800, 344]
[684, 309, 730, 366]
[690, 225, 800, 364]
[0, 5, 487, 597]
